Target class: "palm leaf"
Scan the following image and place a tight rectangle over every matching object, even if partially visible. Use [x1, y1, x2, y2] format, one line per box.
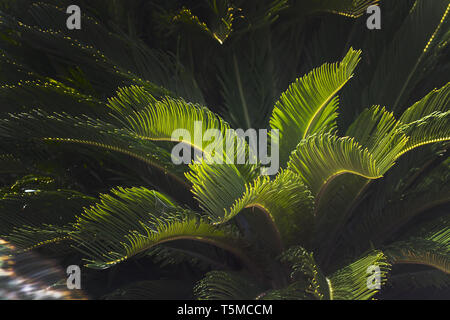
[261, 246, 330, 300]
[270, 48, 361, 165]
[399, 83, 450, 123]
[0, 110, 189, 188]
[70, 187, 254, 271]
[194, 271, 264, 300]
[287, 133, 382, 195]
[346, 106, 408, 174]
[328, 250, 391, 300]
[384, 220, 450, 274]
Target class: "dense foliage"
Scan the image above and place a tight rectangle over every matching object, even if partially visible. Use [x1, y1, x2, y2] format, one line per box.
[0, 0, 449, 299]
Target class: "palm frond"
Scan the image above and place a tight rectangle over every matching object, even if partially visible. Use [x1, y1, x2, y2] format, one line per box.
[104, 279, 194, 300]
[287, 133, 382, 195]
[70, 187, 253, 271]
[299, 0, 380, 18]
[397, 111, 450, 158]
[384, 220, 450, 274]
[399, 83, 450, 123]
[223, 170, 314, 247]
[270, 48, 361, 165]
[261, 246, 330, 300]
[328, 250, 391, 300]
[347, 106, 408, 173]
[0, 110, 189, 187]
[195, 270, 264, 300]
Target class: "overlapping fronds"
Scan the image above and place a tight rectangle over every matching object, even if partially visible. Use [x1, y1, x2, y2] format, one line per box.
[287, 134, 382, 195]
[270, 48, 361, 165]
[0, 176, 95, 252]
[399, 83, 450, 123]
[111, 94, 252, 164]
[223, 170, 314, 246]
[393, 83, 450, 158]
[385, 270, 450, 295]
[185, 161, 249, 220]
[104, 279, 194, 300]
[347, 106, 408, 173]
[260, 246, 329, 300]
[328, 250, 391, 300]
[367, 0, 450, 111]
[194, 271, 264, 300]
[169, 4, 235, 45]
[0, 187, 95, 239]
[70, 187, 248, 270]
[0, 110, 189, 186]
[162, 0, 289, 44]
[0, 2, 204, 101]
[347, 160, 450, 248]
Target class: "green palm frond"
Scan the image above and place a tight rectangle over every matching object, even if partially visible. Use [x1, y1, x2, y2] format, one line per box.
[287, 133, 382, 195]
[0, 79, 105, 116]
[384, 220, 450, 274]
[367, 0, 450, 112]
[0, 187, 95, 239]
[104, 279, 194, 300]
[399, 83, 450, 123]
[0, 110, 189, 187]
[347, 106, 408, 173]
[328, 250, 391, 300]
[397, 111, 450, 158]
[223, 170, 314, 247]
[270, 48, 361, 165]
[384, 239, 449, 274]
[301, 0, 380, 18]
[394, 83, 450, 158]
[195, 271, 264, 300]
[70, 187, 252, 270]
